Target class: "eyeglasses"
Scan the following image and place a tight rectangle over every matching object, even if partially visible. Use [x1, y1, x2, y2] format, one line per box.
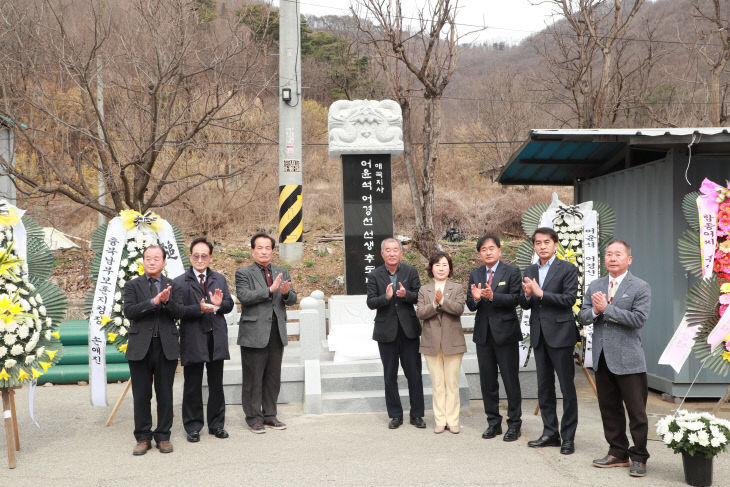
[191, 254, 210, 260]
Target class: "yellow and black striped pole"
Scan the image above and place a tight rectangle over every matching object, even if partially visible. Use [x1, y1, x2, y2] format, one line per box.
[279, 184, 302, 244]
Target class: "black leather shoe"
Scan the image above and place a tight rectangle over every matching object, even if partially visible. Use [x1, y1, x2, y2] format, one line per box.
[388, 417, 403, 429]
[503, 427, 521, 442]
[410, 417, 426, 428]
[593, 454, 630, 468]
[186, 432, 200, 443]
[629, 461, 647, 477]
[527, 434, 561, 448]
[560, 440, 575, 455]
[210, 428, 229, 439]
[481, 424, 502, 439]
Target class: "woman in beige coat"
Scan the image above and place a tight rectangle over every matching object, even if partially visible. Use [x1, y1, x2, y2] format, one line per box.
[417, 251, 466, 433]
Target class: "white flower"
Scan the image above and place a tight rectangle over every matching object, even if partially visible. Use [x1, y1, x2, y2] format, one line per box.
[24, 354, 35, 364]
[45, 317, 52, 327]
[3, 333, 16, 345]
[118, 278, 126, 287]
[16, 324, 29, 339]
[711, 437, 723, 447]
[5, 283, 17, 293]
[113, 316, 122, 326]
[113, 304, 121, 313]
[115, 291, 122, 301]
[663, 433, 673, 444]
[127, 242, 137, 251]
[39, 305, 46, 316]
[698, 430, 710, 446]
[570, 240, 580, 247]
[688, 432, 699, 444]
[36, 294, 42, 305]
[4, 359, 16, 368]
[10, 344, 23, 356]
[19, 298, 29, 311]
[119, 327, 127, 336]
[561, 239, 569, 246]
[120, 259, 128, 268]
[0, 346, 6, 358]
[123, 318, 130, 326]
[18, 287, 28, 295]
[45, 330, 51, 340]
[674, 431, 685, 442]
[36, 346, 45, 358]
[5, 321, 17, 334]
[32, 309, 39, 317]
[28, 296, 37, 307]
[25, 332, 39, 352]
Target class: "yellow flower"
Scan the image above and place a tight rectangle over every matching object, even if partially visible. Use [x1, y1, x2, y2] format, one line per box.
[17, 369, 29, 381]
[136, 260, 145, 275]
[39, 361, 52, 372]
[45, 349, 58, 360]
[31, 368, 42, 380]
[720, 240, 730, 254]
[101, 316, 112, 326]
[0, 206, 20, 227]
[0, 294, 25, 323]
[120, 209, 164, 233]
[0, 368, 9, 381]
[107, 332, 118, 342]
[51, 331, 60, 339]
[119, 343, 128, 353]
[723, 351, 730, 363]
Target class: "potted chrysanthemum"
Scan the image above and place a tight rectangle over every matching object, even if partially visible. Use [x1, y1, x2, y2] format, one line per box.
[656, 410, 730, 486]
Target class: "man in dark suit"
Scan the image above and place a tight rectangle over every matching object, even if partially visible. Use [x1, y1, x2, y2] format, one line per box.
[366, 237, 425, 429]
[174, 237, 234, 443]
[236, 233, 297, 434]
[124, 245, 183, 456]
[579, 240, 652, 478]
[519, 227, 579, 455]
[467, 235, 523, 442]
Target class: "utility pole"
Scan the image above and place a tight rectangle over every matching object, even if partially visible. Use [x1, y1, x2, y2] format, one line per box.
[277, 0, 303, 264]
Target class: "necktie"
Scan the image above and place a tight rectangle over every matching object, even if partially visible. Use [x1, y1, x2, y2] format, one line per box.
[199, 273, 207, 296]
[149, 278, 159, 297]
[264, 266, 273, 286]
[608, 279, 617, 303]
[487, 269, 493, 287]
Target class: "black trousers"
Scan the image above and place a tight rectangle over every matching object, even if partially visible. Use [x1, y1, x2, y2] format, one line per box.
[128, 337, 177, 442]
[596, 352, 649, 463]
[476, 330, 522, 428]
[377, 324, 425, 419]
[533, 341, 578, 441]
[182, 331, 225, 434]
[240, 322, 284, 426]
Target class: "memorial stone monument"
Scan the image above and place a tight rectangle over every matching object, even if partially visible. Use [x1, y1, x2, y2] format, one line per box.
[328, 99, 403, 294]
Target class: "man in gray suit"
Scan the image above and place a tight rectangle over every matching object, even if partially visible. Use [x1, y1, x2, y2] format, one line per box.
[236, 233, 297, 433]
[578, 240, 651, 478]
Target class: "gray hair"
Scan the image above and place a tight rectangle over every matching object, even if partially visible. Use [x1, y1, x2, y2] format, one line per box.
[380, 237, 403, 252]
[606, 239, 631, 256]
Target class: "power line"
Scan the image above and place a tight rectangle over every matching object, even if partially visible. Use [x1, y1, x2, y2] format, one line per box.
[283, 0, 729, 48]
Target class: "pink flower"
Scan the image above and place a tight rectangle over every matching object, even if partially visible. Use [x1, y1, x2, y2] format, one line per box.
[726, 341, 730, 352]
[719, 209, 730, 235]
[721, 304, 729, 317]
[715, 249, 730, 265]
[721, 294, 730, 305]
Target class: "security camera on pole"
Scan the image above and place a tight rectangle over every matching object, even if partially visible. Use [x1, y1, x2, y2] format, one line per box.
[278, 0, 303, 264]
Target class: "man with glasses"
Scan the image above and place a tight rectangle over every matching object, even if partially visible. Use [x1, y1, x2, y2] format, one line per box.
[174, 237, 234, 443]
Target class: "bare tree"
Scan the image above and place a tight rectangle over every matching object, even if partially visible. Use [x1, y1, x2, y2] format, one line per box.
[353, 0, 472, 258]
[0, 0, 272, 218]
[533, 0, 644, 127]
[692, 0, 730, 125]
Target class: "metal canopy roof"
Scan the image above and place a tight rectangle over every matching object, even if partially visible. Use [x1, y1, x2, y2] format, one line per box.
[498, 127, 730, 185]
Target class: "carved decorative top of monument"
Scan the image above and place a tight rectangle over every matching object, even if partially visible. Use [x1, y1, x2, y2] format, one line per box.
[328, 99, 403, 157]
